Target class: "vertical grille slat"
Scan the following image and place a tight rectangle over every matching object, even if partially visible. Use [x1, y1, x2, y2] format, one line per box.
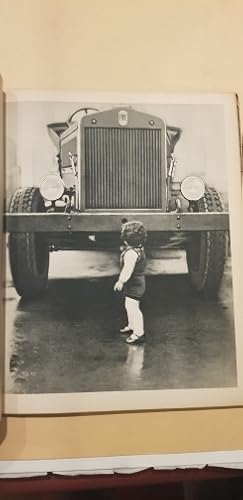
[84, 127, 162, 209]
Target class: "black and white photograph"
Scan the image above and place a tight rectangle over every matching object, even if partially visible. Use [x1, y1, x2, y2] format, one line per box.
[3, 91, 242, 414]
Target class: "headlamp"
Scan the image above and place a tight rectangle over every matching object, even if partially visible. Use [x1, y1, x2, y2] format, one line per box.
[180, 176, 205, 201]
[40, 174, 65, 201]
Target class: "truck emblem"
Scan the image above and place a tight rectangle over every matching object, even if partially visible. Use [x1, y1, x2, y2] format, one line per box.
[118, 110, 128, 126]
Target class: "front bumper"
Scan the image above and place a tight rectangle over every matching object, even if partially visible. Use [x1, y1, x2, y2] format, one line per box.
[5, 212, 229, 232]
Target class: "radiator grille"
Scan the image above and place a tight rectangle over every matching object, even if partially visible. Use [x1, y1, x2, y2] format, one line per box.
[84, 127, 162, 209]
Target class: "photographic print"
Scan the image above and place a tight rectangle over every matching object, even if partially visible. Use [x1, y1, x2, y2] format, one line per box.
[3, 91, 242, 414]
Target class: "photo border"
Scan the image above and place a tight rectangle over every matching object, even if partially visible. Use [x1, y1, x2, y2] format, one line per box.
[4, 91, 243, 415]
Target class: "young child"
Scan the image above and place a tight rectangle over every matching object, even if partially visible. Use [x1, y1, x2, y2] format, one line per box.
[114, 221, 147, 344]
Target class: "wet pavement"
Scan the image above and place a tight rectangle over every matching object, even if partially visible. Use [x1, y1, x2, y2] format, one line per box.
[4, 250, 237, 394]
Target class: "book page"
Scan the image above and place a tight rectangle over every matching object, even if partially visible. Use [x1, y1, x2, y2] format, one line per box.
[0, 0, 243, 463]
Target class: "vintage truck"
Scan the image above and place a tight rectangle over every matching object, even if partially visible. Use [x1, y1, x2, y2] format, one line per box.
[6, 106, 229, 298]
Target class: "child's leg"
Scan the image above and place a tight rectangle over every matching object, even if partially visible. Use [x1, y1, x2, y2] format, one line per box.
[124, 296, 134, 331]
[125, 297, 144, 337]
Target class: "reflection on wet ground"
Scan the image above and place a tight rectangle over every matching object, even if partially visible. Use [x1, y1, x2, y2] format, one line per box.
[5, 253, 236, 394]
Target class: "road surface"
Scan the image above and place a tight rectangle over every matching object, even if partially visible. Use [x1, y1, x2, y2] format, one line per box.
[4, 250, 236, 394]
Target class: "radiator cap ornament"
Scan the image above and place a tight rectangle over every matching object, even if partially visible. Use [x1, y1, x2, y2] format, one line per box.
[118, 110, 128, 126]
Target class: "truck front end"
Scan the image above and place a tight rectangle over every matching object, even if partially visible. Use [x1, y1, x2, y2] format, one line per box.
[6, 106, 229, 298]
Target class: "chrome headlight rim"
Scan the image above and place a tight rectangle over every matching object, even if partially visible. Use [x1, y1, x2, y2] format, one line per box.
[180, 176, 205, 201]
[39, 174, 65, 201]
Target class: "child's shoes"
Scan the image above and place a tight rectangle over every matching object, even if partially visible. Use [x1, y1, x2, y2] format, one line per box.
[120, 326, 133, 335]
[125, 333, 145, 344]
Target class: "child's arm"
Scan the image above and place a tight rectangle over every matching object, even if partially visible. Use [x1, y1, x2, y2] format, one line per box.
[114, 249, 138, 291]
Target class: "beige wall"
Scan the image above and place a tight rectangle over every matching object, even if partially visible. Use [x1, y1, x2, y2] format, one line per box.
[0, 0, 242, 460]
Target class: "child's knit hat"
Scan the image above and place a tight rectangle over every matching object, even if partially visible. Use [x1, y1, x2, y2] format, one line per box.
[121, 221, 147, 246]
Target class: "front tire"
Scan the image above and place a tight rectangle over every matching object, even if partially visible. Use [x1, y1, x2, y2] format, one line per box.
[9, 187, 49, 298]
[186, 186, 227, 296]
